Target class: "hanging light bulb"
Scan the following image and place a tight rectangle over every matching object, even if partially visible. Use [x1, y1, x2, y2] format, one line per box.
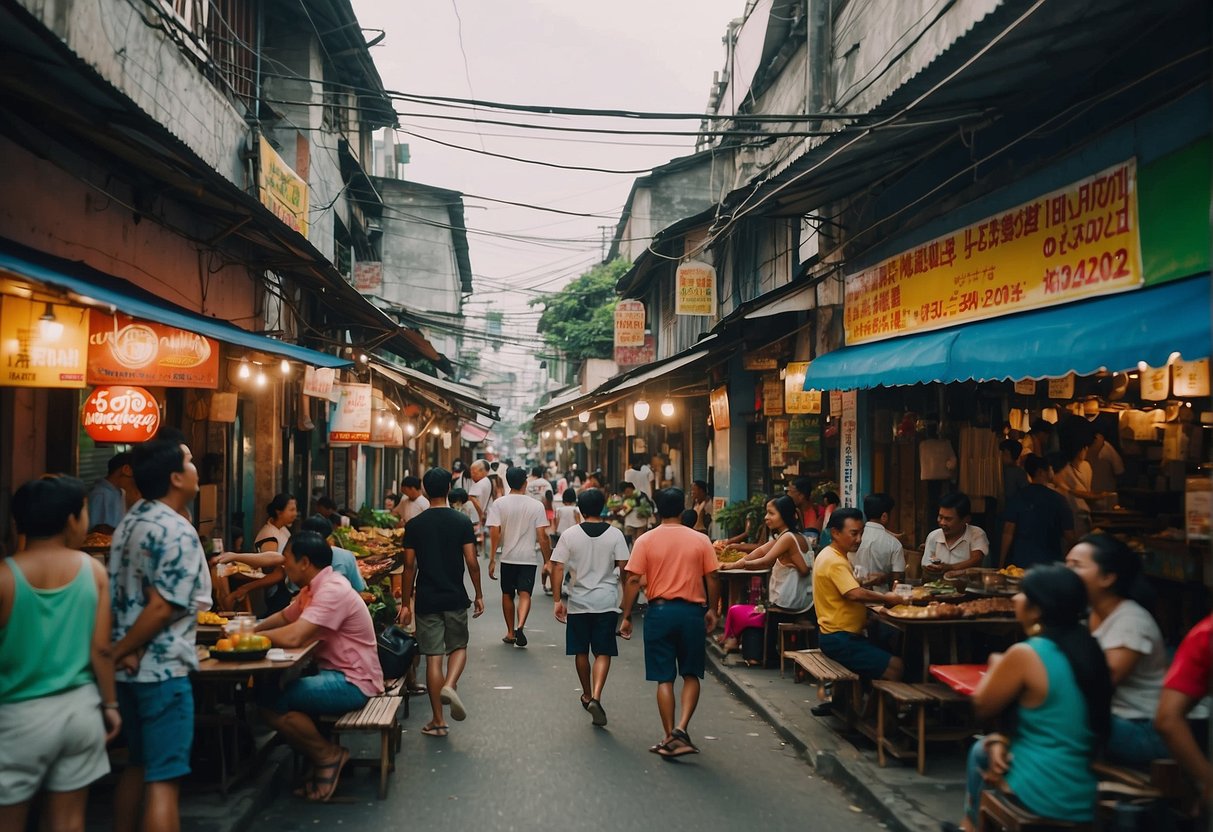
[660, 399, 675, 418]
[255, 369, 268, 388]
[237, 359, 251, 380]
[37, 303, 63, 341]
[542, 430, 551, 439]
[359, 353, 369, 364]
[633, 399, 650, 421]
[578, 411, 590, 423]
[405, 423, 416, 436]
[431, 426, 441, 436]
[280, 359, 290, 375]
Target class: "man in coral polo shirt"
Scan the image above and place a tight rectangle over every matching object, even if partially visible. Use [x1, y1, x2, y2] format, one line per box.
[256, 532, 383, 802]
[620, 488, 719, 760]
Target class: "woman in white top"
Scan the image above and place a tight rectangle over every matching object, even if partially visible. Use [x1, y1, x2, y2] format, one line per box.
[718, 495, 812, 666]
[1053, 443, 1112, 537]
[1066, 533, 1170, 765]
[222, 493, 297, 612]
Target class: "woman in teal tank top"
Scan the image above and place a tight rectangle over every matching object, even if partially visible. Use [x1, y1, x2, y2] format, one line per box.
[945, 564, 1112, 831]
[0, 476, 120, 831]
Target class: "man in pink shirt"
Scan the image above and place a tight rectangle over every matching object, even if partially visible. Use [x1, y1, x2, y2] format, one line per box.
[620, 488, 719, 760]
[256, 531, 383, 802]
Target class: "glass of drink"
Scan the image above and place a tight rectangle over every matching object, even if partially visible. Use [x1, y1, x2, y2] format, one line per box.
[894, 582, 913, 602]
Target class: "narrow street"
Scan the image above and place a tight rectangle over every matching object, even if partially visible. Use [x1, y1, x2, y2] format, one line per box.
[255, 585, 882, 830]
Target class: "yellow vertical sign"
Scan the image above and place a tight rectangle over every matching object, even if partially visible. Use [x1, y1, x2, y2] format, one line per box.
[675, 262, 716, 316]
[0, 296, 88, 388]
[259, 136, 309, 238]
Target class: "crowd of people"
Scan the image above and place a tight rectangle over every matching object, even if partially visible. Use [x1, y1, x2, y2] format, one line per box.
[1, 437, 1209, 829]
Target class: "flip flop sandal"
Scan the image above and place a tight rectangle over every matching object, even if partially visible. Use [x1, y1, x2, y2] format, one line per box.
[648, 737, 673, 754]
[440, 686, 467, 721]
[586, 699, 608, 727]
[658, 729, 700, 759]
[502, 636, 516, 644]
[514, 628, 528, 647]
[406, 685, 428, 695]
[306, 747, 349, 802]
[580, 697, 593, 711]
[420, 723, 450, 737]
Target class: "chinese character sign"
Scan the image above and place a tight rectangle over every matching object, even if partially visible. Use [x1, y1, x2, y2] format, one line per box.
[675, 261, 716, 316]
[0, 297, 88, 388]
[844, 161, 1142, 344]
[259, 136, 309, 238]
[840, 390, 858, 509]
[614, 300, 646, 348]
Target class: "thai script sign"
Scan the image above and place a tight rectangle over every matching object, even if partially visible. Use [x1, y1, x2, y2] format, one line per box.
[259, 135, 308, 238]
[614, 300, 646, 348]
[845, 160, 1142, 344]
[329, 382, 372, 443]
[87, 311, 218, 389]
[675, 261, 716, 316]
[0, 296, 87, 388]
[82, 385, 160, 443]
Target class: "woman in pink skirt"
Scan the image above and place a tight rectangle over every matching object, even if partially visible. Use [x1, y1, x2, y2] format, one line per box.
[718, 495, 813, 665]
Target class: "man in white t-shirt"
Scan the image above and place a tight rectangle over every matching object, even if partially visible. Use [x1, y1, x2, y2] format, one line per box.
[525, 466, 553, 503]
[466, 460, 493, 542]
[624, 456, 650, 498]
[854, 493, 906, 592]
[392, 476, 430, 527]
[550, 487, 630, 727]
[922, 491, 988, 576]
[486, 467, 552, 648]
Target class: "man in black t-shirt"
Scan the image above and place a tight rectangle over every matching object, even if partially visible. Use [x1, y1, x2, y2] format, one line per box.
[1000, 454, 1076, 569]
[398, 467, 484, 738]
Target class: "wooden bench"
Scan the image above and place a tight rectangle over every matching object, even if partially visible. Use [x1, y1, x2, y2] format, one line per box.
[978, 790, 1092, 832]
[788, 649, 860, 725]
[871, 681, 973, 774]
[328, 695, 404, 799]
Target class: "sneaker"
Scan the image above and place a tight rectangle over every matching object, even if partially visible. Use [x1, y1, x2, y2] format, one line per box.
[514, 628, 528, 648]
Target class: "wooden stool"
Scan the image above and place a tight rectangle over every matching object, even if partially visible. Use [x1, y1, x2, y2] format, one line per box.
[323, 696, 404, 799]
[978, 790, 1093, 832]
[870, 681, 973, 774]
[778, 622, 817, 677]
[788, 649, 860, 726]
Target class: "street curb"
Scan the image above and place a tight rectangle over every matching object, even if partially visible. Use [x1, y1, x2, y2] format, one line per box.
[223, 746, 294, 832]
[704, 648, 932, 832]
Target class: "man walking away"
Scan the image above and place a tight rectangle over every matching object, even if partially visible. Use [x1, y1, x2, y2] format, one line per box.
[486, 466, 551, 647]
[398, 468, 484, 737]
[551, 488, 629, 727]
[620, 488, 719, 759]
[1000, 455, 1075, 568]
[109, 438, 211, 832]
[526, 465, 553, 503]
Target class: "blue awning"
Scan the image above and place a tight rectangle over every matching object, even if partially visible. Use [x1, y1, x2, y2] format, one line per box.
[806, 277, 1210, 389]
[0, 246, 353, 369]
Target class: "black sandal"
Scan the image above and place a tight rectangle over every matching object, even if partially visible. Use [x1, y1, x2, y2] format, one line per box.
[658, 728, 700, 758]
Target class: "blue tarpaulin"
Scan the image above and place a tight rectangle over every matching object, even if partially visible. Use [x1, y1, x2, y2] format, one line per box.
[805, 276, 1210, 389]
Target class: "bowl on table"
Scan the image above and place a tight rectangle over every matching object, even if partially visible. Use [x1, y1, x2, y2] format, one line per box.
[208, 647, 269, 662]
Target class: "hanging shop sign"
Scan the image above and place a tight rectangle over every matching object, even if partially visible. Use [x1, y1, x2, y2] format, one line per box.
[329, 382, 372, 443]
[1173, 359, 1210, 397]
[0, 297, 88, 388]
[784, 362, 821, 414]
[769, 418, 789, 467]
[762, 374, 784, 416]
[613, 300, 646, 348]
[709, 385, 731, 430]
[87, 311, 219, 389]
[1047, 373, 1075, 400]
[615, 334, 656, 367]
[743, 341, 785, 371]
[353, 262, 382, 293]
[258, 135, 308, 238]
[844, 160, 1143, 345]
[840, 390, 859, 508]
[675, 261, 717, 316]
[1014, 379, 1037, 395]
[82, 385, 160, 443]
[303, 366, 337, 401]
[787, 416, 823, 464]
[1140, 364, 1169, 401]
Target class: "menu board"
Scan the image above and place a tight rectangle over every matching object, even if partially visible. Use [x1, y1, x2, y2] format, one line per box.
[787, 416, 822, 463]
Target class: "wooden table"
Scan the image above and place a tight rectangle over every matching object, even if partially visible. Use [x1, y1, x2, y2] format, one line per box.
[929, 663, 989, 696]
[714, 567, 772, 614]
[192, 641, 319, 792]
[868, 608, 1018, 677]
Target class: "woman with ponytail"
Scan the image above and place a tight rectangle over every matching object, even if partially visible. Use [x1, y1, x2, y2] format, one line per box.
[946, 564, 1111, 831]
[1066, 533, 1169, 765]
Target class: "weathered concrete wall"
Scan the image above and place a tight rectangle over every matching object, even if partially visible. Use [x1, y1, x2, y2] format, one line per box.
[18, 0, 250, 186]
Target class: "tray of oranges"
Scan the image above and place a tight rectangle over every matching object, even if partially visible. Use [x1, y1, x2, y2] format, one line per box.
[209, 634, 272, 661]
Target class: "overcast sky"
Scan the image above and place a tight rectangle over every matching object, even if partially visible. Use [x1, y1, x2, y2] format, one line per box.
[352, 0, 745, 410]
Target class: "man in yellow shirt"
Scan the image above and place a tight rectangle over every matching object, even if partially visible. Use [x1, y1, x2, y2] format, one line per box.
[813, 508, 904, 687]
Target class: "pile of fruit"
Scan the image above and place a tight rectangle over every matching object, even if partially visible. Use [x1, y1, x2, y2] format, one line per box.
[197, 611, 229, 626]
[212, 634, 271, 652]
[333, 526, 403, 558]
[998, 565, 1025, 578]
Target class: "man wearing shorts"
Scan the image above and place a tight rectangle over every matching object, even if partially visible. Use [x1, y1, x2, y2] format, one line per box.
[399, 467, 484, 737]
[551, 487, 630, 727]
[813, 508, 903, 701]
[109, 438, 211, 832]
[620, 488, 719, 759]
[486, 466, 551, 647]
[256, 532, 383, 801]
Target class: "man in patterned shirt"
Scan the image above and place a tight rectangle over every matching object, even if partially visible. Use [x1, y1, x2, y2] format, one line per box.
[109, 438, 209, 832]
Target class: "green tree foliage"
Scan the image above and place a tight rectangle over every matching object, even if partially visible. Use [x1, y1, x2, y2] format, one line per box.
[529, 259, 631, 361]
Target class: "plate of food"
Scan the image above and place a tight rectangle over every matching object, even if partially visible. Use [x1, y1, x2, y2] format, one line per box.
[716, 547, 745, 564]
[209, 634, 271, 661]
[883, 602, 963, 620]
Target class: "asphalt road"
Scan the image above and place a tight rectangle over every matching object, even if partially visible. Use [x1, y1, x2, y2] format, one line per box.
[255, 587, 885, 831]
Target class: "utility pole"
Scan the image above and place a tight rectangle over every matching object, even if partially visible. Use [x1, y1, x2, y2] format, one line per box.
[599, 224, 613, 263]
